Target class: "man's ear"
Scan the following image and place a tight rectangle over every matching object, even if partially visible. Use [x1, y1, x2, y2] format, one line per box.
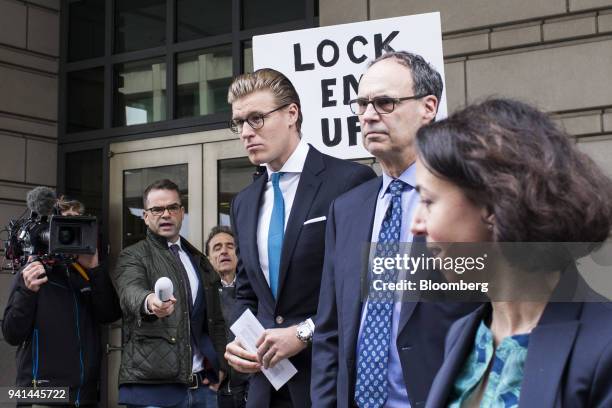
[287, 103, 299, 127]
[422, 95, 439, 122]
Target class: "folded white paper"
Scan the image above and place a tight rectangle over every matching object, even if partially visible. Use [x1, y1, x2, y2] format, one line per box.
[230, 309, 298, 390]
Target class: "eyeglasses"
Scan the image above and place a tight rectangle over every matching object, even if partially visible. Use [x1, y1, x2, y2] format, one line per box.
[348, 94, 428, 115]
[229, 104, 289, 134]
[144, 203, 182, 216]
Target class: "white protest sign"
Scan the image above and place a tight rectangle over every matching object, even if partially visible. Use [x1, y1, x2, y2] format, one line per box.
[253, 12, 447, 160]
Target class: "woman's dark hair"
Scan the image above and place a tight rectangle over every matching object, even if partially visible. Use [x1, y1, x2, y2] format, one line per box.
[416, 98, 612, 244]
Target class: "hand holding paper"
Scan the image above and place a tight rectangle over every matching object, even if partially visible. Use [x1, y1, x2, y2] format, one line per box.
[256, 326, 308, 369]
[230, 309, 298, 390]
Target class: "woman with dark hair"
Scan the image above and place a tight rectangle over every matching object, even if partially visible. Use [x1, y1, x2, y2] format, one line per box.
[410, 98, 612, 407]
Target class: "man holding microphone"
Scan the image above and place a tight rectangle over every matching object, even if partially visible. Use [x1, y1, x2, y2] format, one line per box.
[111, 179, 227, 408]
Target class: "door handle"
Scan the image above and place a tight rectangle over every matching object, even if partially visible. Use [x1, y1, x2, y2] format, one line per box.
[106, 343, 123, 354]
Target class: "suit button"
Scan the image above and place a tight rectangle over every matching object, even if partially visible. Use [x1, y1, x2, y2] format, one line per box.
[275, 316, 284, 324]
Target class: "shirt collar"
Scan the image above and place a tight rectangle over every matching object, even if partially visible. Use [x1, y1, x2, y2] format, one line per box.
[167, 237, 182, 250]
[221, 276, 236, 287]
[265, 138, 310, 178]
[379, 162, 417, 199]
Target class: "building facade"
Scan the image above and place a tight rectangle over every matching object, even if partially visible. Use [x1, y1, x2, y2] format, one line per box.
[0, 0, 60, 388]
[1, 0, 612, 406]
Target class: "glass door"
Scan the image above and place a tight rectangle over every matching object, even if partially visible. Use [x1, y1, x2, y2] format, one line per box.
[202, 138, 251, 234]
[107, 143, 202, 407]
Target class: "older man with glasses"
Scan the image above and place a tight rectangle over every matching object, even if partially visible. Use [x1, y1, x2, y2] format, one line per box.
[224, 68, 376, 408]
[111, 178, 227, 408]
[311, 51, 479, 408]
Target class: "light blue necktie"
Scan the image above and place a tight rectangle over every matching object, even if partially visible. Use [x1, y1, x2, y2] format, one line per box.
[355, 179, 407, 408]
[267, 172, 285, 299]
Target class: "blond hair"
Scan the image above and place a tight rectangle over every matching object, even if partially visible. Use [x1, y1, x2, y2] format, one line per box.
[227, 68, 303, 131]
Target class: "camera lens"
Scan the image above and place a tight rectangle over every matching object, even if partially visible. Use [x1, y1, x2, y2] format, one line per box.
[58, 227, 77, 245]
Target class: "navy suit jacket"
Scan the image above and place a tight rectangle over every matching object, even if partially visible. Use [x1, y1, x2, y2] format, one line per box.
[311, 177, 480, 408]
[426, 269, 612, 408]
[229, 145, 376, 408]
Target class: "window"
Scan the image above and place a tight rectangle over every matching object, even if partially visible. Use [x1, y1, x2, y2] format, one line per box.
[114, 0, 166, 53]
[68, 0, 105, 61]
[67, 68, 104, 132]
[114, 58, 167, 126]
[176, 0, 231, 42]
[61, 0, 317, 139]
[176, 45, 233, 118]
[217, 158, 256, 225]
[242, 0, 306, 29]
[64, 149, 104, 219]
[243, 41, 253, 73]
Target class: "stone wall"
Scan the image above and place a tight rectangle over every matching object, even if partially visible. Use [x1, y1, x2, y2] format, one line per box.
[0, 0, 59, 387]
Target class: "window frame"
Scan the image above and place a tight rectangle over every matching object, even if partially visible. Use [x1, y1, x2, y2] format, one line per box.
[59, 0, 317, 145]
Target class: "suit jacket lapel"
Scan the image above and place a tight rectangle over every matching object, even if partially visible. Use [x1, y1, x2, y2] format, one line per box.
[276, 148, 324, 297]
[519, 301, 581, 408]
[426, 306, 487, 407]
[343, 178, 381, 365]
[398, 235, 426, 335]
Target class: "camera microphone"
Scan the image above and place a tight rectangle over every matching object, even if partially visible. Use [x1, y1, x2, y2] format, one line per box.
[26, 186, 57, 217]
[154, 277, 174, 302]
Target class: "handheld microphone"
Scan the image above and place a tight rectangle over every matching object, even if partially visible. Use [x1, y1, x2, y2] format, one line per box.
[26, 186, 57, 217]
[154, 277, 174, 302]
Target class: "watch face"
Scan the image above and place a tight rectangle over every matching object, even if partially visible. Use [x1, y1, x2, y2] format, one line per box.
[298, 325, 311, 339]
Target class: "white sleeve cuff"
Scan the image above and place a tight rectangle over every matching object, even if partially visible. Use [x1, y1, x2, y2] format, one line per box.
[306, 318, 315, 332]
[143, 293, 155, 315]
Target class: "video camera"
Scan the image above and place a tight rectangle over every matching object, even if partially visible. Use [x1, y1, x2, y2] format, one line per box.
[2, 187, 98, 272]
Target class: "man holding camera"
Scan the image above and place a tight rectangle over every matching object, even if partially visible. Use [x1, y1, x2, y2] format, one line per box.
[2, 195, 122, 407]
[111, 179, 227, 408]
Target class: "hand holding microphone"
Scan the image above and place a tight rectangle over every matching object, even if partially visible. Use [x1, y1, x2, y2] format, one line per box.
[147, 277, 177, 318]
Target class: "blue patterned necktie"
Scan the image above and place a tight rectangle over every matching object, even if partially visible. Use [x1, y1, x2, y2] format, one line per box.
[355, 179, 407, 408]
[267, 172, 285, 299]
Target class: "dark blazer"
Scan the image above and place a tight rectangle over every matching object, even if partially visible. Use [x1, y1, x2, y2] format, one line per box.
[230, 145, 376, 408]
[425, 270, 612, 408]
[311, 177, 480, 408]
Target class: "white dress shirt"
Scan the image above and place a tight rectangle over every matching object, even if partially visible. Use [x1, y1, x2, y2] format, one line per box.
[168, 238, 204, 374]
[256, 139, 310, 286]
[358, 164, 419, 407]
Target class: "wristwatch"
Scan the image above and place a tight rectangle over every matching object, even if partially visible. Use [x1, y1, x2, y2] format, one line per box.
[296, 318, 315, 343]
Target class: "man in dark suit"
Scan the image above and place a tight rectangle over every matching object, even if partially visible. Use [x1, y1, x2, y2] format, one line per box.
[224, 68, 376, 408]
[311, 51, 478, 408]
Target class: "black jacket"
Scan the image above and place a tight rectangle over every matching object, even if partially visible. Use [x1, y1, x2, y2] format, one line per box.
[217, 282, 249, 392]
[2, 261, 121, 406]
[111, 229, 228, 385]
[230, 145, 377, 407]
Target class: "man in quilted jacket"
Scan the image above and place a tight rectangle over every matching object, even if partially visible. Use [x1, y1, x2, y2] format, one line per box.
[111, 179, 228, 408]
